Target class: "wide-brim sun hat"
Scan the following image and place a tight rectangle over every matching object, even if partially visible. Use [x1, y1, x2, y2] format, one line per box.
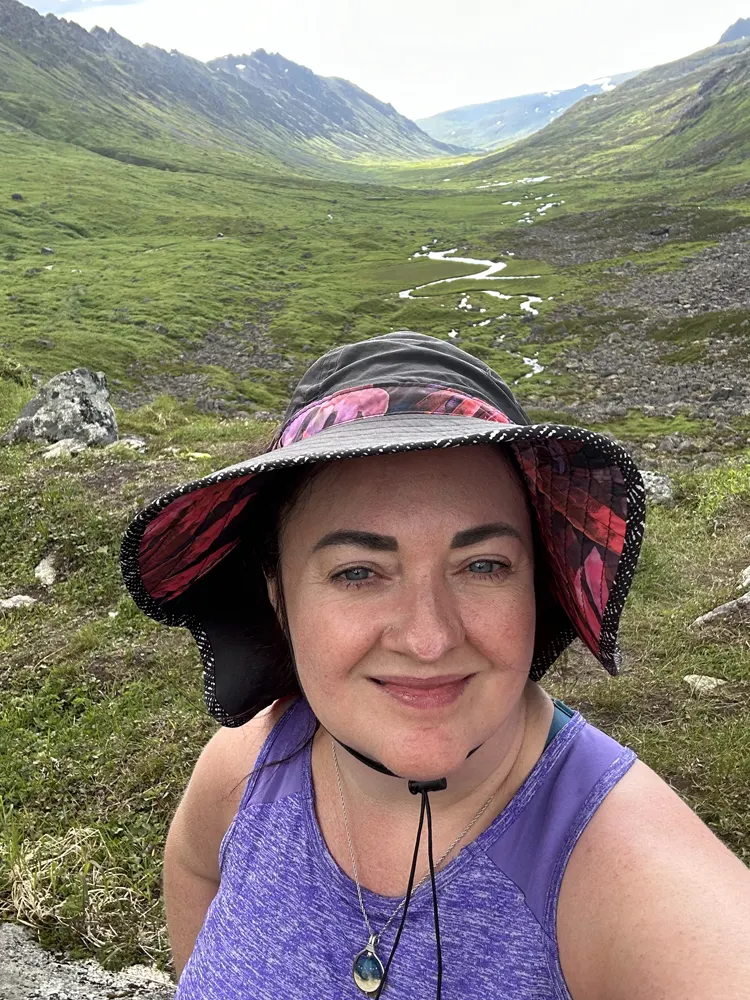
[120, 331, 646, 727]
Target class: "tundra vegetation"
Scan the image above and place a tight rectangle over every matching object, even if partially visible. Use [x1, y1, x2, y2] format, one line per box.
[0, 12, 749, 975]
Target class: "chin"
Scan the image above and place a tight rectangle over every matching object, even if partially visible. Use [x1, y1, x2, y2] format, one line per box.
[379, 742, 475, 782]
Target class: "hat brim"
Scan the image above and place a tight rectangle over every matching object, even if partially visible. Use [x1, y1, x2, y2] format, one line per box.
[120, 414, 645, 725]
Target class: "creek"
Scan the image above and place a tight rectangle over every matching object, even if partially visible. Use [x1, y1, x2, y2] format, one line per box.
[398, 245, 547, 382]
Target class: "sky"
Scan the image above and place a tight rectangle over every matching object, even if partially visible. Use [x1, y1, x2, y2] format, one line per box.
[26, 0, 750, 119]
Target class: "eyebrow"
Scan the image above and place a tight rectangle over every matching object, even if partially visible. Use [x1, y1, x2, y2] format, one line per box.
[312, 522, 522, 553]
[450, 522, 523, 548]
[312, 530, 398, 553]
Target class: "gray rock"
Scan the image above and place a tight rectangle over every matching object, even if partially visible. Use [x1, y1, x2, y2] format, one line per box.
[691, 592, 750, 628]
[106, 435, 147, 453]
[34, 554, 58, 587]
[739, 566, 750, 592]
[40, 246, 55, 255]
[1, 369, 118, 447]
[0, 595, 38, 611]
[683, 674, 727, 695]
[0, 923, 175, 1000]
[41, 438, 87, 460]
[641, 470, 674, 505]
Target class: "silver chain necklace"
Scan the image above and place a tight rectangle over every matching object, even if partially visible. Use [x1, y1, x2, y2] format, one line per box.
[331, 739, 502, 995]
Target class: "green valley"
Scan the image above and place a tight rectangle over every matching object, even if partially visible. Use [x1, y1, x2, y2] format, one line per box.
[1, 0, 749, 978]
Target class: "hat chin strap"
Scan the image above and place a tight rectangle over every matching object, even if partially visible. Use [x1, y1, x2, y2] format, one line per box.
[337, 738, 482, 779]
[334, 736, 484, 1000]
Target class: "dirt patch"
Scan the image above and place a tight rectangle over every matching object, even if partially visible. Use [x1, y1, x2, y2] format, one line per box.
[113, 303, 294, 413]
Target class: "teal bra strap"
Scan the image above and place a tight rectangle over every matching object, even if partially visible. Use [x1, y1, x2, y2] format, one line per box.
[543, 699, 576, 750]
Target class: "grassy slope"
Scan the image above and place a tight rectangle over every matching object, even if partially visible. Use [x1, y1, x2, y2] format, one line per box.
[1, 73, 749, 974]
[461, 39, 750, 179]
[0, 0, 450, 171]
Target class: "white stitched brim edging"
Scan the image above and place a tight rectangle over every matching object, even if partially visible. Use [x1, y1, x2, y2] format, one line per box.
[120, 417, 646, 726]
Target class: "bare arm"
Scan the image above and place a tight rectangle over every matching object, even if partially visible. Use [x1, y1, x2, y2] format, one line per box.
[558, 760, 750, 1000]
[163, 700, 290, 979]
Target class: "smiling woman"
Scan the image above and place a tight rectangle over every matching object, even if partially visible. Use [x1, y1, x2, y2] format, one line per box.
[120, 332, 750, 1000]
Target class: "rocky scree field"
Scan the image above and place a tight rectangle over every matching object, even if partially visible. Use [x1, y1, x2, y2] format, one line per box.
[1, 17, 750, 992]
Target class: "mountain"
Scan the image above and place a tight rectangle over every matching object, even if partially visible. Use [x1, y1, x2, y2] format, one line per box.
[416, 72, 640, 151]
[462, 35, 750, 177]
[0, 0, 454, 172]
[719, 17, 750, 43]
[209, 50, 461, 159]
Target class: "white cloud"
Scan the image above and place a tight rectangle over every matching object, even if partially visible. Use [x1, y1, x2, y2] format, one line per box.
[28, 0, 750, 119]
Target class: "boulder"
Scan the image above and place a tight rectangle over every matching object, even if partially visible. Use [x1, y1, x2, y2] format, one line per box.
[691, 592, 750, 629]
[641, 470, 674, 505]
[739, 566, 750, 592]
[1, 368, 118, 447]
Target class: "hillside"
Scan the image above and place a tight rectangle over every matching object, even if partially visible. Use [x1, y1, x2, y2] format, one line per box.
[210, 50, 460, 159]
[460, 39, 750, 177]
[0, 0, 452, 170]
[416, 72, 639, 151]
[719, 17, 750, 43]
[0, 4, 749, 990]
[461, 36, 750, 178]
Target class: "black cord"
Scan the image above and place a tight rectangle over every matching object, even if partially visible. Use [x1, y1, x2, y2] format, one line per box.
[424, 792, 442, 1000]
[374, 792, 425, 999]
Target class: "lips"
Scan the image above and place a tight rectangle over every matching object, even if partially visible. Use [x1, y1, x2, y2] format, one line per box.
[372, 674, 471, 689]
[370, 673, 473, 708]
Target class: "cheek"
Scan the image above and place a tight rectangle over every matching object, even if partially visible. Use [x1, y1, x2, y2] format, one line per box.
[286, 588, 383, 694]
[460, 582, 536, 671]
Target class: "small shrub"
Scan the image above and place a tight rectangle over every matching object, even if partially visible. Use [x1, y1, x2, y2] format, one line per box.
[0, 358, 33, 388]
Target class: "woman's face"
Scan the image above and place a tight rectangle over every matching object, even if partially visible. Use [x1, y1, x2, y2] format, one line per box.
[274, 445, 536, 780]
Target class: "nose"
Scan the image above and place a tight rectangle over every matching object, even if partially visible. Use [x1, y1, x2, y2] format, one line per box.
[381, 573, 465, 663]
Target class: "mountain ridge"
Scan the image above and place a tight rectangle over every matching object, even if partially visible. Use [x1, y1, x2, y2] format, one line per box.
[461, 35, 750, 178]
[416, 71, 640, 151]
[0, 0, 455, 170]
[719, 17, 750, 43]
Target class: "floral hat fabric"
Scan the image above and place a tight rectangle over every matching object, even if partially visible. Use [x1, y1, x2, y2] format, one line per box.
[120, 331, 646, 727]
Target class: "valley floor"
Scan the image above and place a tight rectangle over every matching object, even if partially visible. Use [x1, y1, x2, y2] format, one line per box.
[1, 133, 749, 976]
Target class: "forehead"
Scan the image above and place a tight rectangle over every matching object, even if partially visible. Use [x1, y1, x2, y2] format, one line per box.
[285, 445, 531, 537]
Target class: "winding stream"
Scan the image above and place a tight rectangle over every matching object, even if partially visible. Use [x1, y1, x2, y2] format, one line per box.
[398, 245, 547, 381]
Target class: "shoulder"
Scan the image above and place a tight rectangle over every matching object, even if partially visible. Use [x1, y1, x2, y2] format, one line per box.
[190, 695, 297, 816]
[165, 696, 296, 881]
[557, 758, 750, 1000]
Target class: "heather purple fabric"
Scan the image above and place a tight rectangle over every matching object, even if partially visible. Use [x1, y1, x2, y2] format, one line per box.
[176, 697, 636, 1000]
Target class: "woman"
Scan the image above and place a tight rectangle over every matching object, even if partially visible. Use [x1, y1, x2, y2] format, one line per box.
[121, 331, 750, 1000]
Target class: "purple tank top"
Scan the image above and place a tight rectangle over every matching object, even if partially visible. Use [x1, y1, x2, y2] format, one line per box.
[176, 697, 636, 1000]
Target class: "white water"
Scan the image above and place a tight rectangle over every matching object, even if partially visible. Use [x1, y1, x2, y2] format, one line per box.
[520, 296, 543, 317]
[398, 246, 549, 381]
[400, 247, 510, 300]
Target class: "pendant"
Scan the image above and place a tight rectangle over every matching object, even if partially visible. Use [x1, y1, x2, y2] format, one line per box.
[352, 934, 385, 995]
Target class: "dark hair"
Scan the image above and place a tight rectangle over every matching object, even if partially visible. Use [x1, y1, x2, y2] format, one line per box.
[231, 463, 328, 791]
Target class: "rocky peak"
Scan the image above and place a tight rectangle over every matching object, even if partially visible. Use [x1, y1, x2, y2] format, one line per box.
[719, 17, 750, 43]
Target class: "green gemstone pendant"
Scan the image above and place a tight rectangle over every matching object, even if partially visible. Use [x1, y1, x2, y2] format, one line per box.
[352, 935, 385, 995]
